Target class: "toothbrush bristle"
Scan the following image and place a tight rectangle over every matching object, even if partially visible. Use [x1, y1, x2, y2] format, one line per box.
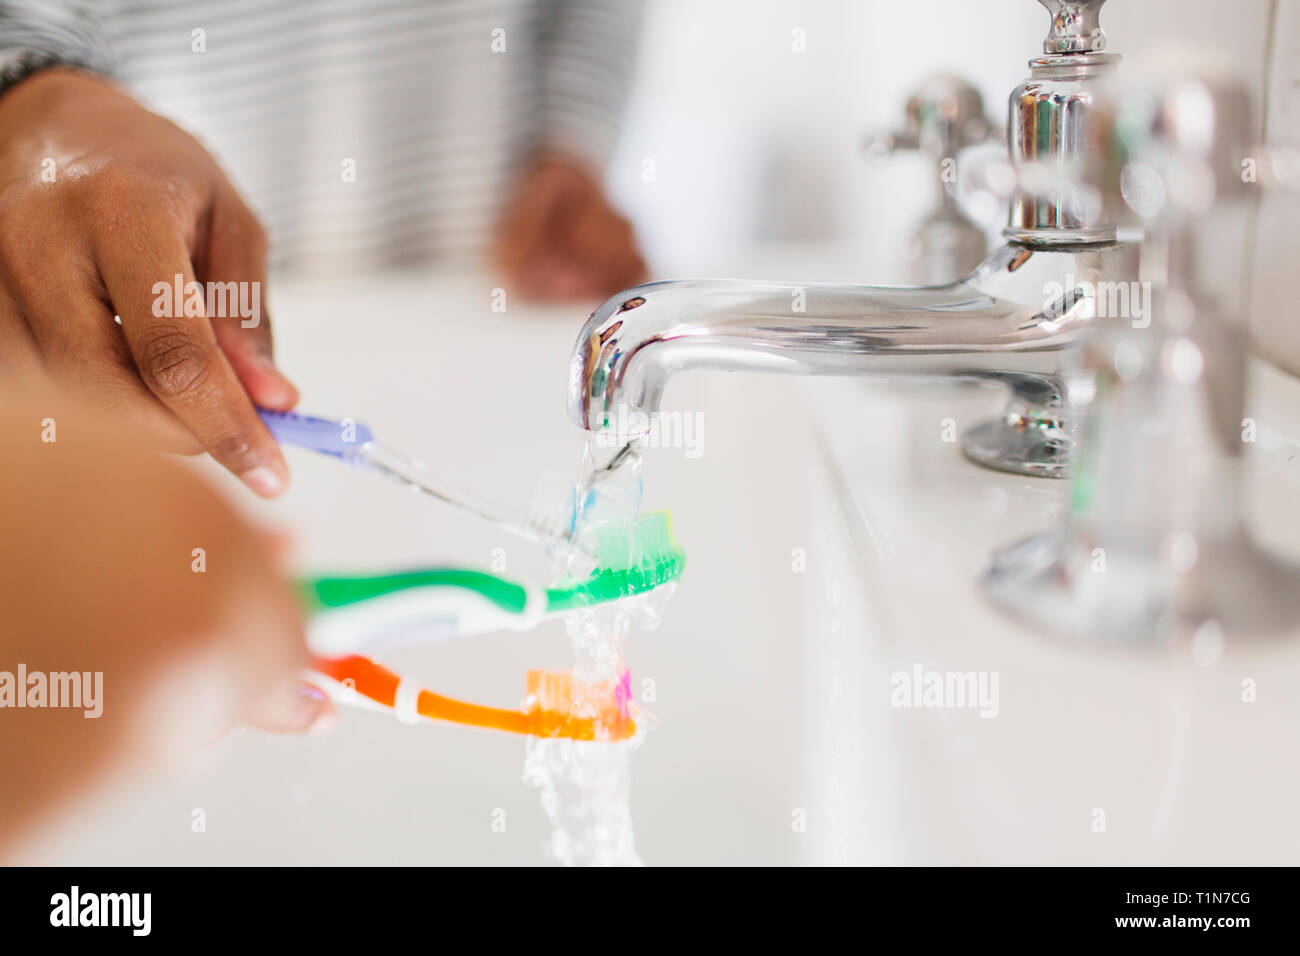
[543, 510, 683, 611]
[635, 512, 684, 584]
[637, 513, 674, 559]
[524, 669, 635, 741]
[593, 520, 634, 570]
[525, 475, 578, 545]
[588, 511, 684, 585]
[526, 669, 573, 712]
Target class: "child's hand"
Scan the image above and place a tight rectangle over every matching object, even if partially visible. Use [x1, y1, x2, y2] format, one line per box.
[0, 379, 328, 854]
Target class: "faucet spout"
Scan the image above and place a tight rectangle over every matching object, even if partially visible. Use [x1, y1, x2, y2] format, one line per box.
[568, 241, 1136, 432]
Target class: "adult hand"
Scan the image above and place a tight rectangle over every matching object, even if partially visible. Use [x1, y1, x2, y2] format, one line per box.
[0, 69, 296, 496]
[494, 152, 646, 302]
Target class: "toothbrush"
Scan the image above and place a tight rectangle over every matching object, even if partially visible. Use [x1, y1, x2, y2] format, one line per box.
[265, 408, 673, 738]
[298, 510, 678, 736]
[301, 510, 684, 656]
[307, 655, 636, 741]
[257, 408, 576, 552]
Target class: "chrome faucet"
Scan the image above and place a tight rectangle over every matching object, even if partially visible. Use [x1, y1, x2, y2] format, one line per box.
[867, 74, 996, 285]
[985, 58, 1300, 641]
[569, 0, 1132, 478]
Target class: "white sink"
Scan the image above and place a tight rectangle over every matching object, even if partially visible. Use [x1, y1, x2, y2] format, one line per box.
[19, 270, 819, 866]
[20, 266, 1300, 865]
[794, 363, 1300, 865]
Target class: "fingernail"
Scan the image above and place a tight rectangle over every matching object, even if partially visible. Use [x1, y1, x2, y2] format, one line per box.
[298, 683, 328, 702]
[241, 464, 285, 497]
[256, 355, 300, 403]
[255, 354, 285, 379]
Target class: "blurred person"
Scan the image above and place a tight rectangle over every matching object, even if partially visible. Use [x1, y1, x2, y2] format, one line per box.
[0, 0, 646, 494]
[0, 372, 331, 860]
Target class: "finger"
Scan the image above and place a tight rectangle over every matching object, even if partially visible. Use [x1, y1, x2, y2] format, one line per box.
[494, 162, 568, 281]
[563, 196, 647, 297]
[37, 315, 202, 454]
[202, 188, 298, 410]
[95, 220, 290, 496]
[519, 255, 585, 301]
[504, 177, 592, 301]
[0, 287, 40, 371]
[502, 162, 646, 302]
[256, 525, 295, 569]
[565, 194, 628, 273]
[13, 265, 201, 452]
[247, 680, 337, 735]
[547, 260, 595, 301]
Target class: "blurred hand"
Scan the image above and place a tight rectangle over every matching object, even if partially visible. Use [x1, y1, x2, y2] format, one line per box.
[0, 69, 296, 497]
[0, 380, 330, 856]
[494, 152, 646, 302]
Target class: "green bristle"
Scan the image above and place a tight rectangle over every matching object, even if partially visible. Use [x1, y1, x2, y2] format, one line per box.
[546, 511, 685, 611]
[593, 520, 635, 571]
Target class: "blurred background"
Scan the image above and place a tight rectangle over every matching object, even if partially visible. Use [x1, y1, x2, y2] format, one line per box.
[609, 0, 1298, 370]
[99, 0, 1298, 361]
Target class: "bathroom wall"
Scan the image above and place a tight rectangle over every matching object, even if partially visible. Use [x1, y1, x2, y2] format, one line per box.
[609, 0, 1299, 373]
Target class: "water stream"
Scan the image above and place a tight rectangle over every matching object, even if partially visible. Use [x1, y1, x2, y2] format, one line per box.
[521, 438, 669, 866]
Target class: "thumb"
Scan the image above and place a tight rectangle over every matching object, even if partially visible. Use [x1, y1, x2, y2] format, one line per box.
[247, 680, 337, 736]
[204, 187, 298, 410]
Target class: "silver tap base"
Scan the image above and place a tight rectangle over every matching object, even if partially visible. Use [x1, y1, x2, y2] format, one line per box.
[961, 372, 1073, 478]
[983, 529, 1300, 645]
[962, 422, 1072, 478]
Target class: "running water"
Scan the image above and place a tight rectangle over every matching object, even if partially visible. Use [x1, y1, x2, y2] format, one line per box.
[521, 437, 668, 866]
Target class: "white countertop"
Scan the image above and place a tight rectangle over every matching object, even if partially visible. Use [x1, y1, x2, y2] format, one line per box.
[23, 268, 819, 866]
[21, 257, 1300, 865]
[796, 364, 1300, 865]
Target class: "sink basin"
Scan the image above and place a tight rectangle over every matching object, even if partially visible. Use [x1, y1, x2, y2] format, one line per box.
[17, 271, 816, 866]
[794, 362, 1300, 865]
[17, 266, 1300, 865]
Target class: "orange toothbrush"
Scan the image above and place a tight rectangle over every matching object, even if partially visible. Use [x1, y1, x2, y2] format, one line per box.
[309, 655, 636, 742]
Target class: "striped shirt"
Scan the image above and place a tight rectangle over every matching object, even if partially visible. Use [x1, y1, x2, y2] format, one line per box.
[0, 0, 643, 273]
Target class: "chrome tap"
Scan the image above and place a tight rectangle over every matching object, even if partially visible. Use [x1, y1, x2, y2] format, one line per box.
[985, 56, 1300, 641]
[867, 74, 997, 285]
[568, 0, 1132, 478]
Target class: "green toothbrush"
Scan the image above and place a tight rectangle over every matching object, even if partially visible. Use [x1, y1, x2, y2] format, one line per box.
[302, 511, 685, 656]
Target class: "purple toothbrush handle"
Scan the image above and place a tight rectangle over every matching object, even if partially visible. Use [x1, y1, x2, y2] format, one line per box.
[258, 408, 374, 458]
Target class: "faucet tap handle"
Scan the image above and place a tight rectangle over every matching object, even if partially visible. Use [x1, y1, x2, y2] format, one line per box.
[865, 74, 999, 283]
[1085, 55, 1258, 311]
[865, 74, 994, 161]
[1037, 0, 1110, 55]
[985, 55, 1300, 642]
[1005, 1, 1121, 245]
[1088, 59, 1255, 226]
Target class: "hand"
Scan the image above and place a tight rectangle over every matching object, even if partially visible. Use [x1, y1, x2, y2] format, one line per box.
[493, 152, 646, 302]
[0, 380, 330, 856]
[0, 69, 296, 497]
